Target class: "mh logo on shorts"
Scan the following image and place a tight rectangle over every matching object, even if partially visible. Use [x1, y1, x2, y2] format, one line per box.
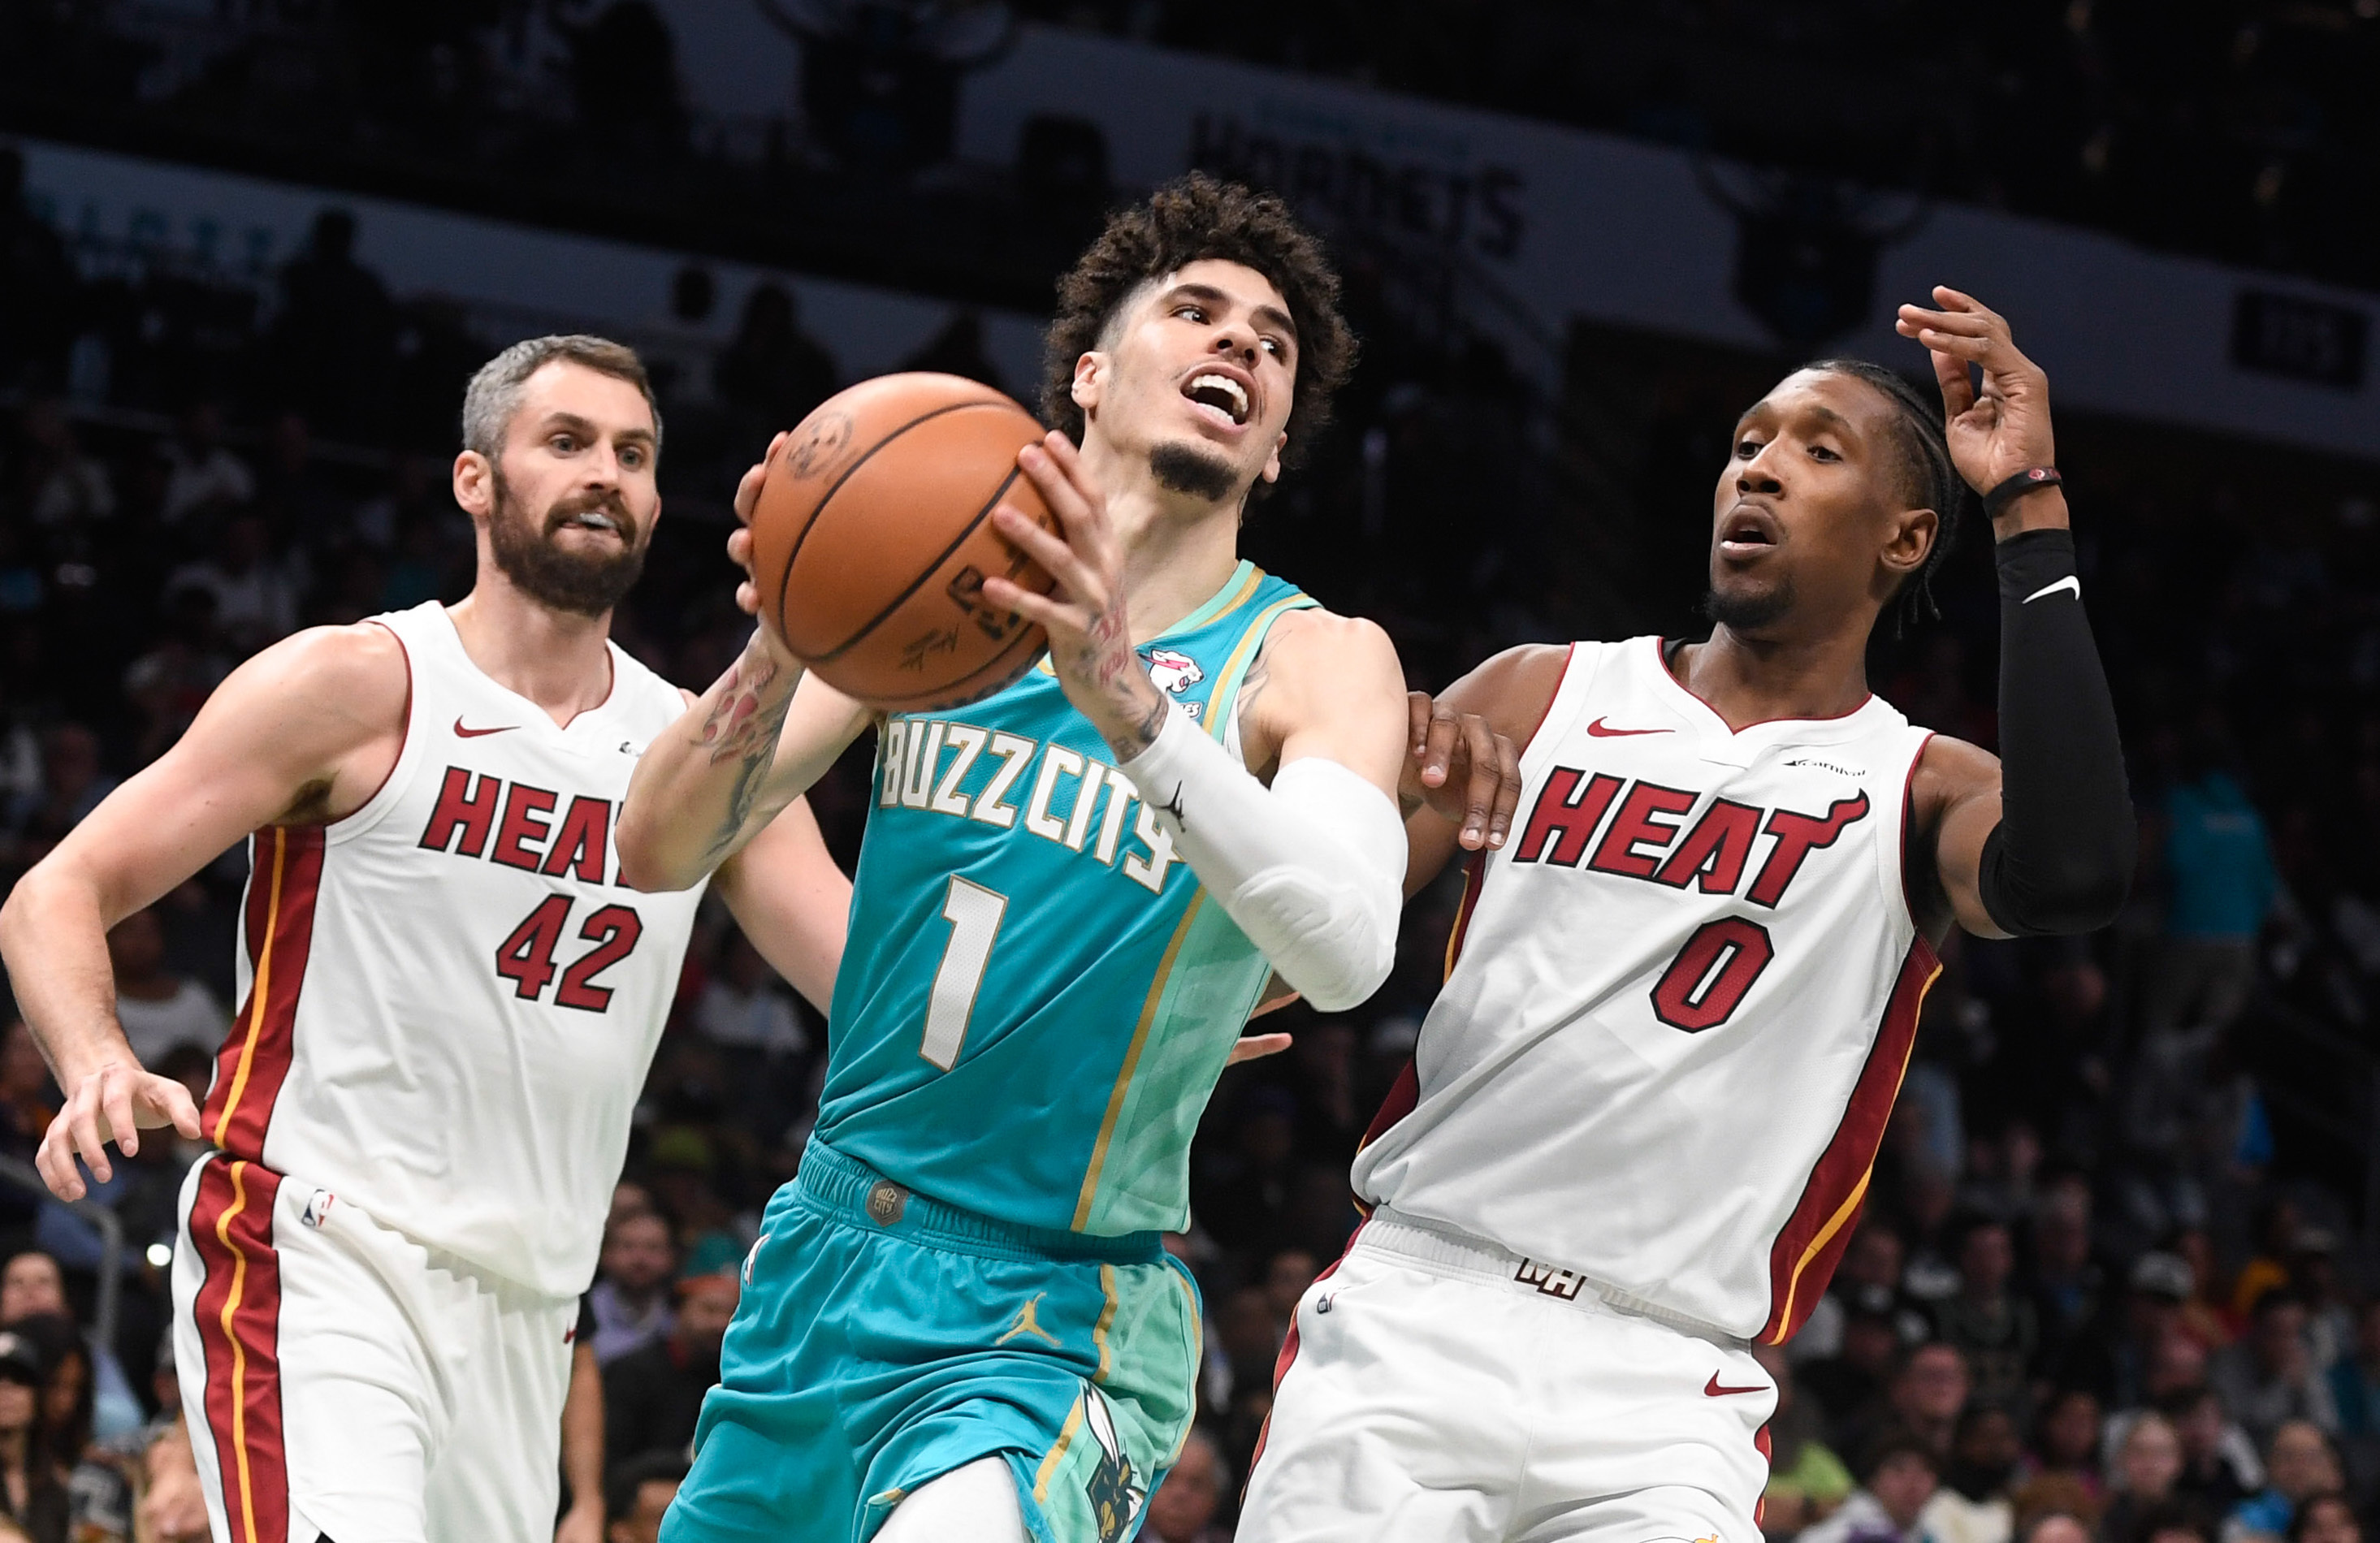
[1513, 1259, 1584, 1301]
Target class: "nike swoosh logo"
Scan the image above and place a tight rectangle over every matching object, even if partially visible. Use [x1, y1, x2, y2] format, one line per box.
[1704, 1372, 1763, 1397]
[1586, 718, 1672, 737]
[2023, 576, 2082, 604]
[453, 717, 518, 738]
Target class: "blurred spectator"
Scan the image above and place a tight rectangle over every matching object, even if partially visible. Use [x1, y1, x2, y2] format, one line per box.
[604, 1450, 686, 1543]
[1804, 1303, 1909, 1437]
[2221, 1421, 2342, 1543]
[1933, 1217, 2037, 1411]
[0, 1257, 135, 1446]
[14, 727, 115, 846]
[2136, 1501, 2217, 1543]
[1923, 1403, 2021, 1543]
[267, 210, 394, 436]
[2283, 1494, 2357, 1543]
[1801, 1427, 1942, 1543]
[164, 512, 302, 655]
[1145, 1424, 1230, 1543]
[2022, 1388, 2103, 1503]
[587, 1210, 677, 1367]
[2322, 1298, 2380, 1438]
[1759, 1343, 1854, 1537]
[0, 1027, 53, 1163]
[565, 2, 686, 150]
[898, 309, 1007, 396]
[2018, 1515, 2093, 1543]
[12, 1315, 129, 1542]
[103, 909, 227, 1071]
[2148, 720, 2278, 1044]
[2027, 1177, 2105, 1377]
[121, 586, 231, 765]
[15, 404, 110, 529]
[691, 931, 811, 1139]
[2209, 1294, 2337, 1448]
[157, 404, 253, 527]
[1886, 1342, 1973, 1463]
[2163, 1385, 2260, 1512]
[712, 283, 840, 437]
[601, 1269, 737, 1477]
[2102, 1413, 2185, 1543]
[2064, 1254, 2195, 1413]
[0, 1328, 66, 1543]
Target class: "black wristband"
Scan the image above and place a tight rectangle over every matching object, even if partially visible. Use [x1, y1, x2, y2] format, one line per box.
[1983, 465, 2062, 517]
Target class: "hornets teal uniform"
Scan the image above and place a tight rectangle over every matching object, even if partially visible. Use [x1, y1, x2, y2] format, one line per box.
[668, 562, 1316, 1543]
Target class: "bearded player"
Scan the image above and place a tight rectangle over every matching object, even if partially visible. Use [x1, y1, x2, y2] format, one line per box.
[0, 336, 849, 1543]
[1238, 290, 2136, 1542]
[617, 175, 1514, 1543]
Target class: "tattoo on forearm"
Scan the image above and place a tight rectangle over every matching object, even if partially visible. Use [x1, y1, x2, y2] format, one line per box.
[694, 640, 798, 857]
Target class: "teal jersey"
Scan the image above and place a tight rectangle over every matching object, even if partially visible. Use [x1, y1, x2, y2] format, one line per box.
[818, 560, 1314, 1237]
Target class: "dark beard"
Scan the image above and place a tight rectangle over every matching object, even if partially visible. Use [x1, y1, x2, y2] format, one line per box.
[1149, 441, 1239, 504]
[1701, 576, 1795, 633]
[487, 472, 647, 617]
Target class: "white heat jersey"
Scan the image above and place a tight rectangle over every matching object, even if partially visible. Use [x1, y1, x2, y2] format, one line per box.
[1352, 638, 1941, 1343]
[201, 603, 704, 1299]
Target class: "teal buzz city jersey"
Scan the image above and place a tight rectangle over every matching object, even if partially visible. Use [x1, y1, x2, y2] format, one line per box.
[816, 560, 1315, 1238]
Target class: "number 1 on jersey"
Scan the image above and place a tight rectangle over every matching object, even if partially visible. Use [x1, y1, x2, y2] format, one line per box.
[921, 875, 1006, 1070]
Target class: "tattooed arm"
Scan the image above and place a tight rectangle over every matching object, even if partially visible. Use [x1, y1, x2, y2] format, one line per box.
[616, 631, 870, 892]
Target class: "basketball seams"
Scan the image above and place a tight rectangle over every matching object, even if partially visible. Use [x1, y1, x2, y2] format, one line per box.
[801, 456, 1044, 667]
[767, 397, 1015, 646]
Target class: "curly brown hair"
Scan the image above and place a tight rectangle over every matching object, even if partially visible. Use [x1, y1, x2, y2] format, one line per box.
[1040, 173, 1357, 472]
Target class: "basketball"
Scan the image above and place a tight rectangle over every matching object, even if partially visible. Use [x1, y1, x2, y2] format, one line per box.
[747, 372, 1061, 712]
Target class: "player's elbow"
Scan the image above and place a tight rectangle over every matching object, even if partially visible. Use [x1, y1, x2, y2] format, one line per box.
[612, 812, 699, 895]
[1982, 817, 2137, 936]
[1240, 872, 1399, 1014]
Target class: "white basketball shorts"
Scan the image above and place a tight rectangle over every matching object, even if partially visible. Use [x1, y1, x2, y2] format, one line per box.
[1237, 1210, 1777, 1543]
[172, 1152, 578, 1543]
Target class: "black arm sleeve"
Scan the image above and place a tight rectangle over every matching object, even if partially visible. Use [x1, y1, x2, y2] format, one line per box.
[1975, 527, 2136, 936]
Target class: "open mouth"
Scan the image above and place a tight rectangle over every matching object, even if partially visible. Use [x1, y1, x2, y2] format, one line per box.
[557, 508, 629, 540]
[1718, 504, 1778, 555]
[1184, 371, 1252, 429]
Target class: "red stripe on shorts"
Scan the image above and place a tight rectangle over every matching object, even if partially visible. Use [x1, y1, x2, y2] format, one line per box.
[188, 1157, 289, 1543]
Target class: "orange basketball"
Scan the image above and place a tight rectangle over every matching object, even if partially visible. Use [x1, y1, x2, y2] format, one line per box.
[748, 373, 1060, 711]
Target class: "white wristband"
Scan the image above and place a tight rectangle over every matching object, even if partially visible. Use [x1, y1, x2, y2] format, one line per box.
[1116, 707, 1404, 1011]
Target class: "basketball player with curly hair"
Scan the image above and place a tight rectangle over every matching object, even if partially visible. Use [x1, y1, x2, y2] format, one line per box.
[618, 175, 1519, 1543]
[1238, 292, 2136, 1542]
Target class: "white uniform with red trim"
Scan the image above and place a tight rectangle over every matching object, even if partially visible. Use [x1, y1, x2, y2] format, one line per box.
[171, 601, 705, 1543]
[1240, 637, 1939, 1543]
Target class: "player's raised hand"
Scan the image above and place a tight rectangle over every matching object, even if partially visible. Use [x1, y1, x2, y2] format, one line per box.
[39, 1059, 201, 1200]
[1894, 287, 2057, 506]
[1404, 690, 1523, 851]
[984, 432, 1170, 760]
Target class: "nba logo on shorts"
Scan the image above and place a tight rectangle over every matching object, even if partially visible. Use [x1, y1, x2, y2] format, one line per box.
[301, 1190, 336, 1230]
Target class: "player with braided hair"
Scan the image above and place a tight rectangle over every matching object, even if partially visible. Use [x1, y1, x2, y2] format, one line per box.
[1240, 288, 2136, 1543]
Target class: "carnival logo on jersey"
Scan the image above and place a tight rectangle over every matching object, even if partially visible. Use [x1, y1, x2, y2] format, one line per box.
[1509, 767, 1870, 908]
[1079, 1382, 1147, 1543]
[1145, 648, 1203, 694]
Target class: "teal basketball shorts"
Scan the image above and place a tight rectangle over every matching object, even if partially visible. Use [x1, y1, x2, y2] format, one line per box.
[661, 1142, 1203, 1543]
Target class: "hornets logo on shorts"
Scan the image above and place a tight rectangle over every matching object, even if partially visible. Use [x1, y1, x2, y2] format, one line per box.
[1080, 1383, 1147, 1543]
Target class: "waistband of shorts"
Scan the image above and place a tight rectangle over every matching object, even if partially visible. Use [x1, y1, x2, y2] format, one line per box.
[794, 1140, 1164, 1265]
[1361, 1205, 1749, 1348]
